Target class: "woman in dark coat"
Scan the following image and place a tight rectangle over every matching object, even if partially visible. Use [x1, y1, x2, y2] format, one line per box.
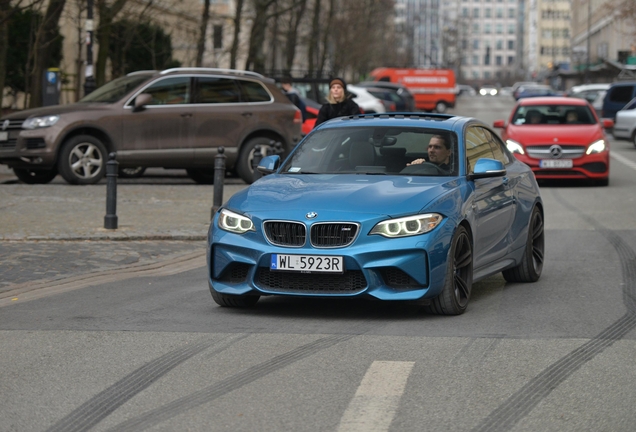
[314, 77, 361, 127]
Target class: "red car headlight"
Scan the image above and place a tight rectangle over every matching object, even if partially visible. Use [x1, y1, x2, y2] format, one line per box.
[585, 140, 606, 155]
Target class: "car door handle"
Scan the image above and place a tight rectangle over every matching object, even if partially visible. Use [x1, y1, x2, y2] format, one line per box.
[181, 113, 193, 118]
[242, 112, 253, 117]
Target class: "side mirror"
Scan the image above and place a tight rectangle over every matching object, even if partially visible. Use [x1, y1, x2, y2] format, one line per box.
[133, 93, 152, 112]
[493, 119, 505, 128]
[468, 158, 506, 180]
[257, 155, 280, 175]
[602, 118, 614, 129]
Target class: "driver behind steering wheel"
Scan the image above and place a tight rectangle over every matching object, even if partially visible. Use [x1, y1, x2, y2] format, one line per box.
[407, 135, 451, 173]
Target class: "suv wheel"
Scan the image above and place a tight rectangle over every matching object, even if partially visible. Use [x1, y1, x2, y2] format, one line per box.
[236, 137, 274, 184]
[13, 167, 58, 184]
[118, 166, 146, 178]
[58, 135, 107, 185]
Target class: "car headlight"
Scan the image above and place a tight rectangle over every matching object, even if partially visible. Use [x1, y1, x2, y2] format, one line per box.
[218, 209, 255, 234]
[370, 213, 443, 238]
[506, 139, 525, 155]
[22, 115, 60, 129]
[586, 139, 606, 155]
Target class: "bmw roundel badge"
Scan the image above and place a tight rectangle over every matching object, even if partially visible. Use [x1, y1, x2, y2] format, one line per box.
[306, 212, 317, 219]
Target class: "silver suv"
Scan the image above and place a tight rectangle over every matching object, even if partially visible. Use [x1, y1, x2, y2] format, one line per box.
[0, 68, 302, 184]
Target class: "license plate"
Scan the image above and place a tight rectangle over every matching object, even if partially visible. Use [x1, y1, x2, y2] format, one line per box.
[540, 159, 573, 168]
[271, 254, 344, 273]
[0, 132, 7, 141]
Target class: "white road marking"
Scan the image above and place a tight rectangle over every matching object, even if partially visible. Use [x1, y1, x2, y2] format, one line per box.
[336, 361, 415, 432]
[610, 152, 636, 171]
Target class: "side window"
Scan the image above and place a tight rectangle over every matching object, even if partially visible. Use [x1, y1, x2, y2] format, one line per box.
[482, 128, 511, 164]
[609, 86, 635, 104]
[239, 80, 272, 102]
[195, 77, 240, 103]
[143, 77, 191, 105]
[465, 126, 495, 173]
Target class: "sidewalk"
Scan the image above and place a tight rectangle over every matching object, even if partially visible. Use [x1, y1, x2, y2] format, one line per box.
[0, 166, 248, 241]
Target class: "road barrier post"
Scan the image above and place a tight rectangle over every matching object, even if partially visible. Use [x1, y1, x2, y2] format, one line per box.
[104, 152, 118, 229]
[212, 147, 226, 218]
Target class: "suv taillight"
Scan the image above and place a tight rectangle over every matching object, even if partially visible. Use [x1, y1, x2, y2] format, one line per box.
[293, 109, 302, 124]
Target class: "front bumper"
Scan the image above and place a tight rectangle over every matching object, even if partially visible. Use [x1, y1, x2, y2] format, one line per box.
[207, 217, 454, 301]
[514, 152, 609, 181]
[0, 128, 58, 169]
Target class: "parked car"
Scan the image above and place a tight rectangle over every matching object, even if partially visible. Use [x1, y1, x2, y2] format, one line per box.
[207, 112, 544, 315]
[300, 97, 321, 136]
[493, 97, 613, 186]
[479, 85, 498, 96]
[0, 68, 302, 185]
[612, 97, 636, 147]
[356, 81, 416, 111]
[457, 84, 477, 97]
[347, 85, 386, 114]
[601, 81, 636, 119]
[511, 81, 537, 99]
[515, 85, 563, 100]
[591, 90, 606, 119]
[566, 83, 610, 103]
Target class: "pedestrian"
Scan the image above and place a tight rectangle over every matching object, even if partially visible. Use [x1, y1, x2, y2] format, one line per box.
[280, 76, 307, 122]
[315, 77, 361, 127]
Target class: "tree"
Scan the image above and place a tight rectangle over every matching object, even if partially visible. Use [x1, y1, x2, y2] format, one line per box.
[244, 0, 276, 73]
[27, 0, 65, 108]
[109, 19, 179, 76]
[95, 0, 128, 87]
[284, 0, 307, 71]
[196, 0, 211, 67]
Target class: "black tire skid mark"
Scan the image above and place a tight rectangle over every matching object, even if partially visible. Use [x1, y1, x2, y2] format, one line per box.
[471, 189, 636, 432]
[105, 333, 356, 432]
[45, 334, 248, 432]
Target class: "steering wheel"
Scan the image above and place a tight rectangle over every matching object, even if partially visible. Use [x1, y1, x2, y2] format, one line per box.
[400, 162, 447, 176]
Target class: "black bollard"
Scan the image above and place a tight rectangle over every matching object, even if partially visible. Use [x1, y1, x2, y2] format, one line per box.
[104, 152, 118, 229]
[252, 145, 263, 182]
[211, 147, 226, 218]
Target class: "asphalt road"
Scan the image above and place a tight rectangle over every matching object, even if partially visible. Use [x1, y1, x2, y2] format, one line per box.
[1, 95, 636, 432]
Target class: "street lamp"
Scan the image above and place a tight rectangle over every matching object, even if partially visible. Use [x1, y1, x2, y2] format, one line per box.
[84, 0, 96, 96]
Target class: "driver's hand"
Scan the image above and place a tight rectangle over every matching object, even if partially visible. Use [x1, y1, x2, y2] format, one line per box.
[407, 158, 426, 166]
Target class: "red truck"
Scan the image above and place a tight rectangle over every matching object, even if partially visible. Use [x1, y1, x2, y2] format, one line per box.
[369, 68, 457, 113]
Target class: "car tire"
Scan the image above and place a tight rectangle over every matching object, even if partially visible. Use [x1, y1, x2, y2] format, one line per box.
[236, 137, 273, 184]
[210, 289, 260, 308]
[13, 167, 58, 184]
[118, 166, 146, 178]
[502, 206, 544, 283]
[632, 131, 636, 148]
[425, 225, 473, 315]
[435, 101, 447, 113]
[57, 135, 107, 185]
[186, 168, 215, 184]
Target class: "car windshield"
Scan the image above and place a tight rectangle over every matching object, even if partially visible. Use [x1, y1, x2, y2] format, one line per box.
[78, 74, 152, 103]
[280, 126, 458, 176]
[512, 104, 596, 125]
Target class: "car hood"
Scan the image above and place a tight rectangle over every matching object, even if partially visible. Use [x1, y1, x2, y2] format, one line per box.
[506, 124, 603, 145]
[2, 103, 116, 120]
[227, 174, 455, 218]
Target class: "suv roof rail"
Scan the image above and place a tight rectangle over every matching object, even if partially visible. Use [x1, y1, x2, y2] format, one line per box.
[344, 113, 457, 121]
[127, 70, 158, 76]
[159, 67, 264, 78]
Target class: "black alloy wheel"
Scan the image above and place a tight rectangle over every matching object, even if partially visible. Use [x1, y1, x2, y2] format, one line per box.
[503, 206, 544, 283]
[426, 225, 473, 315]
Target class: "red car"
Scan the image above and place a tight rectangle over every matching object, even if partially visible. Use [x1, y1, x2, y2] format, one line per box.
[493, 97, 613, 186]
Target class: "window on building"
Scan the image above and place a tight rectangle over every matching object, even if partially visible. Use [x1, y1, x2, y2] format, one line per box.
[484, 23, 491, 34]
[213, 25, 223, 49]
[508, 40, 514, 50]
[484, 71, 491, 79]
[462, 7, 469, 16]
[473, 7, 480, 17]
[496, 56, 502, 65]
[496, 40, 503, 50]
[508, 24, 515, 34]
[496, 7, 503, 17]
[472, 55, 479, 65]
[485, 8, 491, 17]
[508, 56, 514, 65]
[508, 7, 515, 18]
[473, 23, 480, 33]
[496, 23, 503, 34]
[473, 39, 480, 49]
[472, 71, 480, 79]
[462, 39, 468, 49]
